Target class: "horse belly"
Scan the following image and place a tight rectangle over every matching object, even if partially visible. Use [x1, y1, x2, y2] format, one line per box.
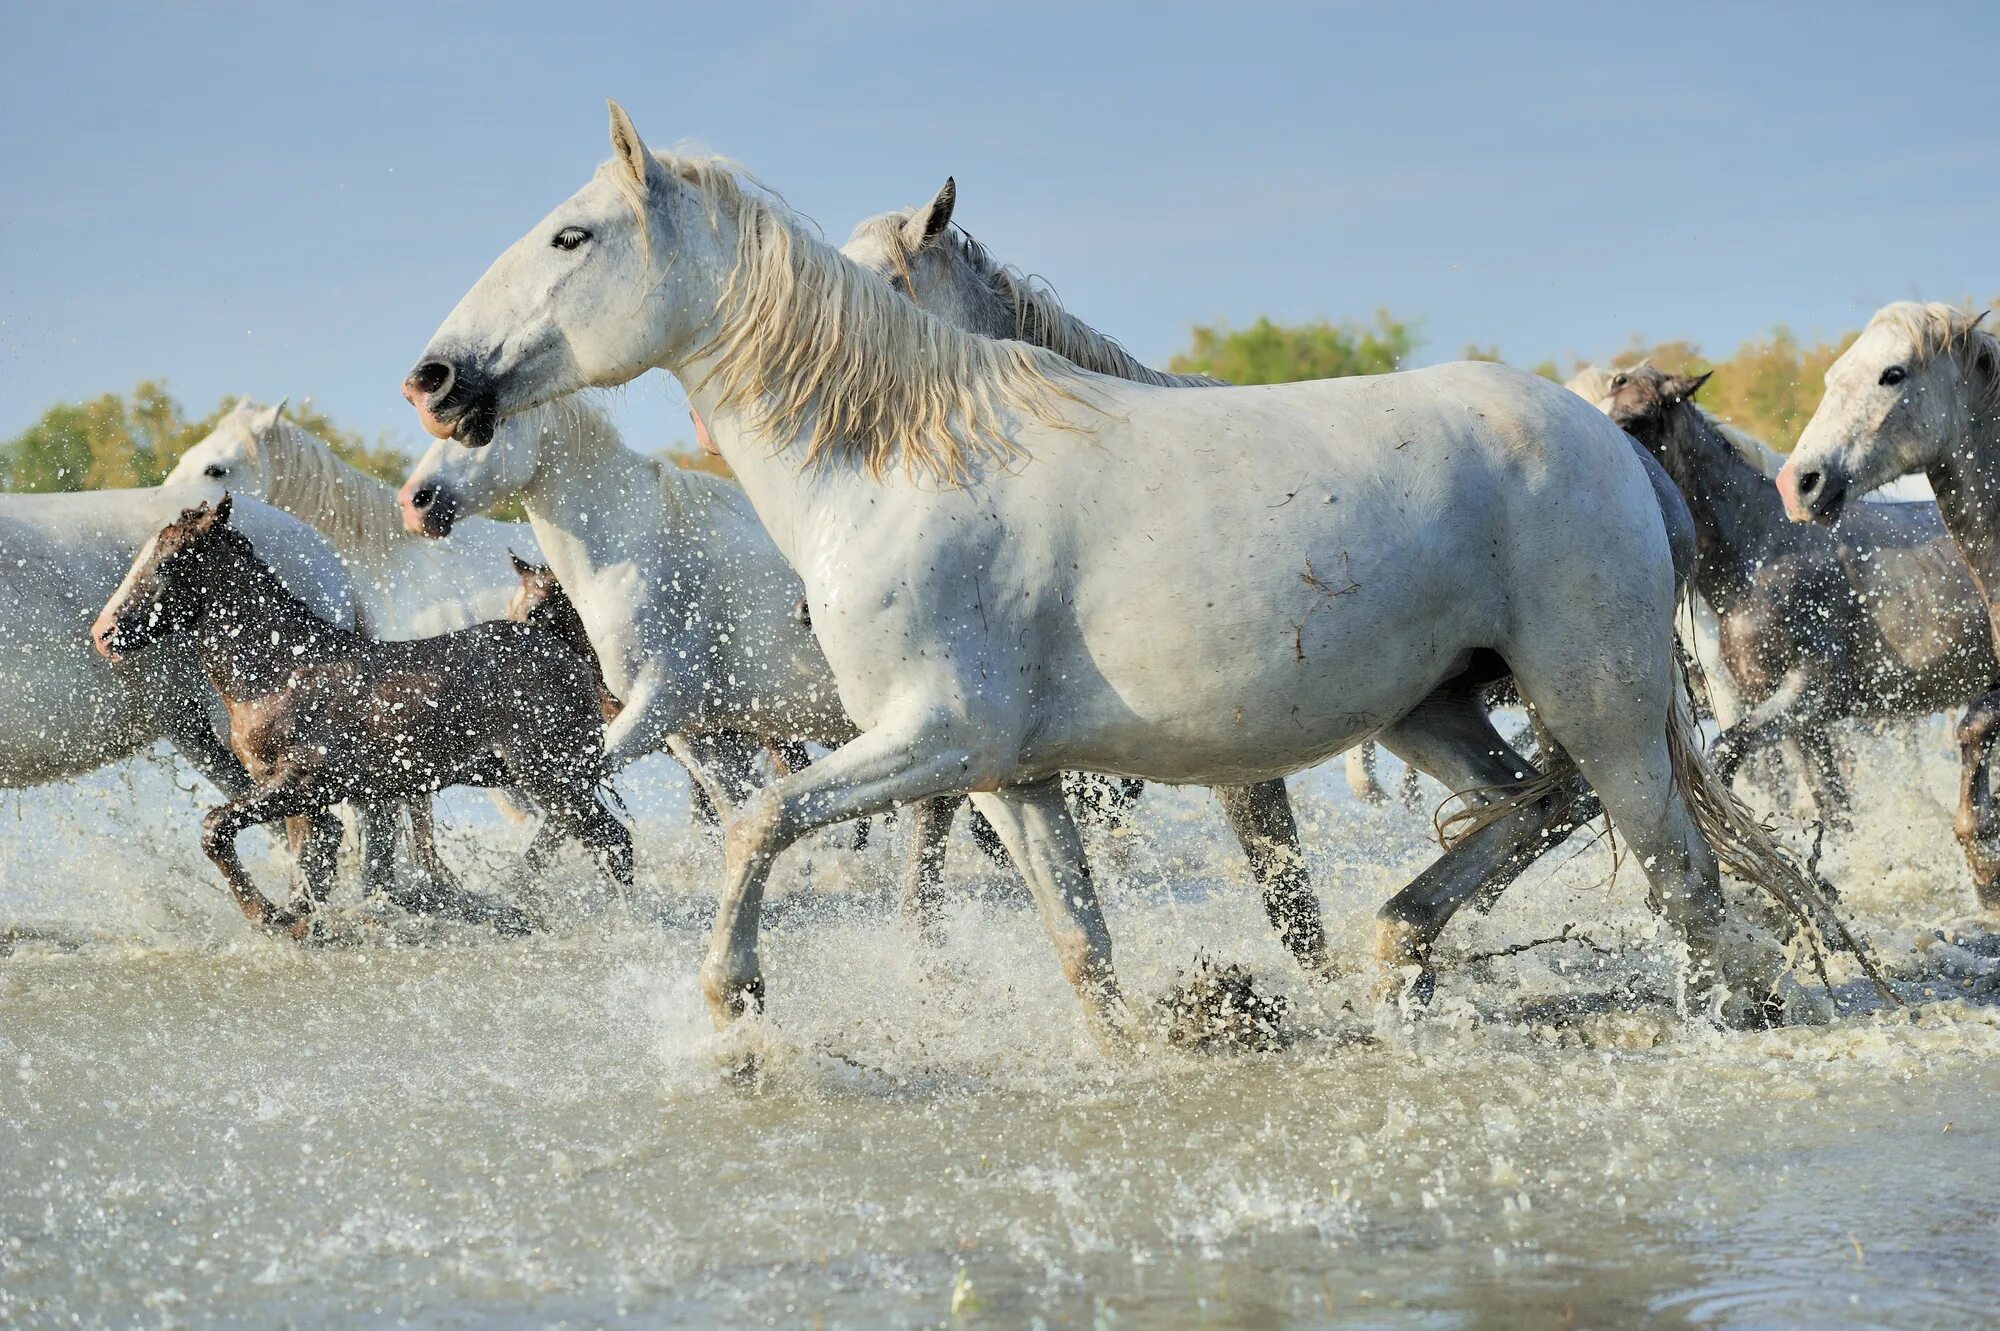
[1034, 539, 1499, 785]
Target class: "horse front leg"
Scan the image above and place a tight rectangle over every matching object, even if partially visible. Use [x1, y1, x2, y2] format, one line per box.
[970, 778, 1131, 1051]
[899, 792, 965, 945]
[1213, 780, 1329, 978]
[1954, 692, 2000, 907]
[699, 723, 1001, 1028]
[1709, 670, 1812, 788]
[200, 785, 323, 936]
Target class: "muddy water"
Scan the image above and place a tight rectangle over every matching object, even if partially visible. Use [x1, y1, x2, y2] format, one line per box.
[4, 731, 1998, 1328]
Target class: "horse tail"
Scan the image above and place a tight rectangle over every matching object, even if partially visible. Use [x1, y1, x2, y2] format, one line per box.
[1663, 648, 1897, 1004]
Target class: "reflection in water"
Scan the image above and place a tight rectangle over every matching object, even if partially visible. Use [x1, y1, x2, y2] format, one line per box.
[3, 724, 1998, 1327]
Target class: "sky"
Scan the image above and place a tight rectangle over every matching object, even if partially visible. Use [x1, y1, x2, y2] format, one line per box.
[3, 1, 1996, 453]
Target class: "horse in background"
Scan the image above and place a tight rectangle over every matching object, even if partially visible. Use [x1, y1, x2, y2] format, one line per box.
[404, 104, 1854, 1039]
[166, 400, 539, 636]
[1585, 364, 1992, 834]
[93, 495, 616, 937]
[1782, 302, 2000, 903]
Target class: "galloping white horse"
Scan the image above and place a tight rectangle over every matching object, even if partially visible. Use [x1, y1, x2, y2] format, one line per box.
[0, 487, 355, 792]
[164, 400, 539, 637]
[404, 103, 1831, 1040]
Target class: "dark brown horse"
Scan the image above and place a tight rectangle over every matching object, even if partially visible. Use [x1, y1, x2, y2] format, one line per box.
[1602, 366, 1995, 824]
[93, 496, 629, 937]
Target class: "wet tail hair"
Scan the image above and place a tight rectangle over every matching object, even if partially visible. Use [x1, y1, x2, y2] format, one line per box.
[1663, 651, 1896, 1003]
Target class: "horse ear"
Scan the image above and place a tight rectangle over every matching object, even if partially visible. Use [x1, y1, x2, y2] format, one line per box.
[210, 491, 234, 527]
[1667, 370, 1713, 403]
[509, 550, 535, 579]
[903, 176, 956, 251]
[258, 398, 288, 438]
[607, 99, 662, 194]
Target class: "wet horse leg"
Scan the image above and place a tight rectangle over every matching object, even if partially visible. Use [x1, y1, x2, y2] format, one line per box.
[970, 777, 1131, 1049]
[898, 793, 966, 944]
[1345, 742, 1389, 804]
[1954, 692, 2000, 907]
[699, 721, 1003, 1027]
[1213, 780, 1330, 977]
[1368, 690, 1598, 997]
[200, 784, 325, 935]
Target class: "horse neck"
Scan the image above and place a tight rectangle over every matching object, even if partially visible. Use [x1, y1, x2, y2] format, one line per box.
[190, 541, 348, 699]
[1660, 406, 1796, 609]
[973, 258, 1216, 389]
[1926, 396, 2000, 628]
[262, 425, 408, 564]
[516, 420, 672, 565]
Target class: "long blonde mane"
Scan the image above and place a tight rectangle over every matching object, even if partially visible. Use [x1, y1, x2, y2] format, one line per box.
[848, 210, 1220, 389]
[248, 414, 410, 563]
[1872, 301, 2000, 414]
[611, 155, 1100, 485]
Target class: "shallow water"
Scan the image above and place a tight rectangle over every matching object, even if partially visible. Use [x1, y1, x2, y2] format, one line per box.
[4, 727, 1999, 1328]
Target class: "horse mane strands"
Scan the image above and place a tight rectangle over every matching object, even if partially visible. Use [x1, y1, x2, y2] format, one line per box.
[254, 416, 409, 565]
[642, 154, 1102, 486]
[928, 223, 1220, 388]
[1874, 301, 2000, 414]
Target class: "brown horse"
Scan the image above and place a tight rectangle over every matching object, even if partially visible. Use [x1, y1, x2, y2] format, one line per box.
[93, 496, 629, 937]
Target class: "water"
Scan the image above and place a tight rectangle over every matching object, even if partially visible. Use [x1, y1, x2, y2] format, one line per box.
[4, 728, 1999, 1328]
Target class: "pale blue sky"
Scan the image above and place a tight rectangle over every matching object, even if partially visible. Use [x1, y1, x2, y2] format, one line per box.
[3, 1, 1995, 451]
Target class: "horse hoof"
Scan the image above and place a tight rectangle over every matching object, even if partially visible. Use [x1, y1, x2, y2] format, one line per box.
[1369, 918, 1434, 1004]
[701, 965, 766, 1028]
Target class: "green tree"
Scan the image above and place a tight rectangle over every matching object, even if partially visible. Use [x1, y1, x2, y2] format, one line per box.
[1168, 311, 1417, 384]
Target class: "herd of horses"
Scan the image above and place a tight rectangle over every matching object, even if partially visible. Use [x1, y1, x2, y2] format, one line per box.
[11, 101, 1997, 1050]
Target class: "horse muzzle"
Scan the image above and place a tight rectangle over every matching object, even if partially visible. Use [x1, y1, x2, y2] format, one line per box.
[402, 357, 498, 448]
[1774, 456, 1848, 526]
[397, 477, 460, 539]
[90, 611, 128, 662]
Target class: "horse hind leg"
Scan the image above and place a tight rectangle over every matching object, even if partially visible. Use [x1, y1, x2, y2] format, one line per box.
[1506, 637, 1802, 1025]
[1366, 689, 1596, 999]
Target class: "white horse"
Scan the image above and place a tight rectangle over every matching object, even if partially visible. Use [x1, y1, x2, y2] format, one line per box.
[1780, 302, 2000, 896]
[0, 487, 356, 793]
[164, 400, 539, 638]
[404, 103, 1838, 1040]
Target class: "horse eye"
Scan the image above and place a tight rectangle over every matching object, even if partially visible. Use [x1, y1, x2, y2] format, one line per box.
[1879, 366, 1907, 387]
[203, 464, 227, 478]
[1611, 373, 1628, 389]
[552, 227, 591, 252]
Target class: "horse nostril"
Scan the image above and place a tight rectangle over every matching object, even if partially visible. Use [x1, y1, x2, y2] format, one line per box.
[1795, 469, 1823, 499]
[409, 360, 454, 397]
[411, 485, 436, 511]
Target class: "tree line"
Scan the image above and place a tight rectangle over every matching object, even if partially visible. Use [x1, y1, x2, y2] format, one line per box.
[6, 304, 1988, 492]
